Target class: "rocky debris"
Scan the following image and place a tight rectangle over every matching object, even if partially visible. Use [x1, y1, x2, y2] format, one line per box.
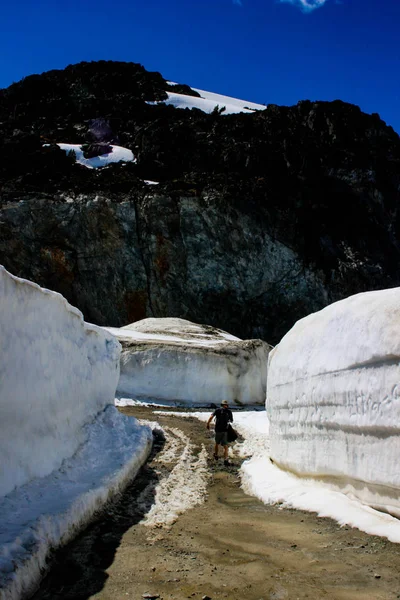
[88, 118, 119, 144]
[81, 142, 113, 158]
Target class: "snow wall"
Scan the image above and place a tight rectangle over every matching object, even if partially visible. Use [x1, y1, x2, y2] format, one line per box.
[0, 267, 153, 600]
[0, 265, 120, 498]
[267, 287, 400, 517]
[107, 318, 271, 405]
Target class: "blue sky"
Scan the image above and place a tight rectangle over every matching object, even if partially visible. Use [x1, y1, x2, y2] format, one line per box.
[1, 0, 399, 133]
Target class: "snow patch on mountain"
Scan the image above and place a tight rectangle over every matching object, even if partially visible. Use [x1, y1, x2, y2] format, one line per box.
[56, 143, 134, 168]
[148, 87, 266, 115]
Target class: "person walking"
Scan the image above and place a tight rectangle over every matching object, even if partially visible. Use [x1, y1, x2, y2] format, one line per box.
[206, 400, 233, 466]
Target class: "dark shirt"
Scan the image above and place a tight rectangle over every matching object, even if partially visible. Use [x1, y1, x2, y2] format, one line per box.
[213, 407, 233, 432]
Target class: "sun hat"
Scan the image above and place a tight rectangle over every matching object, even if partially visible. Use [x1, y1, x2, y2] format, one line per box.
[221, 400, 228, 406]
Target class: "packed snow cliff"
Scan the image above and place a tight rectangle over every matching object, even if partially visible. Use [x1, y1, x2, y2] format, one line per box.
[106, 318, 271, 405]
[0, 267, 153, 600]
[267, 287, 400, 518]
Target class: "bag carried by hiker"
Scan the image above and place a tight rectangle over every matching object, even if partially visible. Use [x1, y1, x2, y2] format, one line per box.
[227, 424, 238, 443]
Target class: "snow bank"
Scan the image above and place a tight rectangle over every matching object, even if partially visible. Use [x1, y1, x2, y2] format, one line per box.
[0, 266, 120, 497]
[147, 88, 266, 115]
[55, 143, 134, 168]
[0, 267, 152, 600]
[105, 318, 271, 405]
[0, 406, 152, 600]
[267, 287, 400, 517]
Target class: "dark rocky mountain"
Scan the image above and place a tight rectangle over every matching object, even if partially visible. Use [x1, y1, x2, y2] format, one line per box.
[1, 60, 399, 344]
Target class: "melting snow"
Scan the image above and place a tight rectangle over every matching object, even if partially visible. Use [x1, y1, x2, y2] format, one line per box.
[157, 409, 400, 544]
[141, 426, 209, 529]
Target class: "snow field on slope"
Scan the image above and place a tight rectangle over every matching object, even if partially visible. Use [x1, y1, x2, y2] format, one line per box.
[147, 87, 266, 115]
[0, 407, 152, 600]
[55, 144, 135, 168]
[192, 87, 266, 112]
[155, 409, 400, 544]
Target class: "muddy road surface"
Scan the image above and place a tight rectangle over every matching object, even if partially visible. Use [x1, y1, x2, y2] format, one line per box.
[32, 406, 400, 600]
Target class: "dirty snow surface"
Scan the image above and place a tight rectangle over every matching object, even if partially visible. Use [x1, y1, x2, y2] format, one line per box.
[157, 408, 400, 544]
[0, 267, 152, 600]
[148, 86, 266, 115]
[105, 317, 271, 406]
[140, 422, 209, 530]
[267, 287, 400, 519]
[55, 143, 134, 168]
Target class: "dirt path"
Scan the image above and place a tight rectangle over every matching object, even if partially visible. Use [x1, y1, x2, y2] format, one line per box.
[33, 407, 400, 600]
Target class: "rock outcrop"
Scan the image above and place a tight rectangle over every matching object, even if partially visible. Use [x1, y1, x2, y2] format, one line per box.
[1, 61, 400, 343]
[107, 318, 271, 405]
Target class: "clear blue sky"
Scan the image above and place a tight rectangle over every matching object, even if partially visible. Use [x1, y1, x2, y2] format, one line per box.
[1, 0, 399, 133]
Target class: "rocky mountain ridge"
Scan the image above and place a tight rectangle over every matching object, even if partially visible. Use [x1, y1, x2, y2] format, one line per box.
[1, 60, 400, 343]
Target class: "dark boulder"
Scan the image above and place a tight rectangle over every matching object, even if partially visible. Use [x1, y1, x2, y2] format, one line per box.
[81, 142, 113, 159]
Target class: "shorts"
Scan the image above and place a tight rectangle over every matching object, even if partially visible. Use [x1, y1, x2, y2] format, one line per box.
[215, 431, 228, 446]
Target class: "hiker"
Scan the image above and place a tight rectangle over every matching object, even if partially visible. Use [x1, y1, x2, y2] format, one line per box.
[206, 400, 233, 466]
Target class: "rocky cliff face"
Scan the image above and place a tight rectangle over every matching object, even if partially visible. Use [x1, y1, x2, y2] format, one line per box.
[1, 61, 400, 344]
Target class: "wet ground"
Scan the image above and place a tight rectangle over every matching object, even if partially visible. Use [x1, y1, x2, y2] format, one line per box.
[32, 406, 400, 600]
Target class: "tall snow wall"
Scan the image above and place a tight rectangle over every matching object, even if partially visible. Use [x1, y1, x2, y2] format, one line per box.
[107, 318, 271, 405]
[0, 266, 121, 497]
[267, 287, 400, 517]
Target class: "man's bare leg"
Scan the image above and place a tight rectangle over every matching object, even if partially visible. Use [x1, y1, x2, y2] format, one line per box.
[223, 445, 229, 460]
[214, 443, 219, 458]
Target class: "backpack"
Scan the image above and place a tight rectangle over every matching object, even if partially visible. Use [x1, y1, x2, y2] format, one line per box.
[227, 424, 238, 442]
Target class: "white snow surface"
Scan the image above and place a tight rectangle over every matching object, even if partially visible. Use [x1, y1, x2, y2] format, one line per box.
[105, 318, 270, 405]
[0, 266, 120, 497]
[55, 143, 134, 168]
[0, 267, 152, 599]
[162, 409, 400, 543]
[267, 286, 400, 518]
[148, 88, 266, 115]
